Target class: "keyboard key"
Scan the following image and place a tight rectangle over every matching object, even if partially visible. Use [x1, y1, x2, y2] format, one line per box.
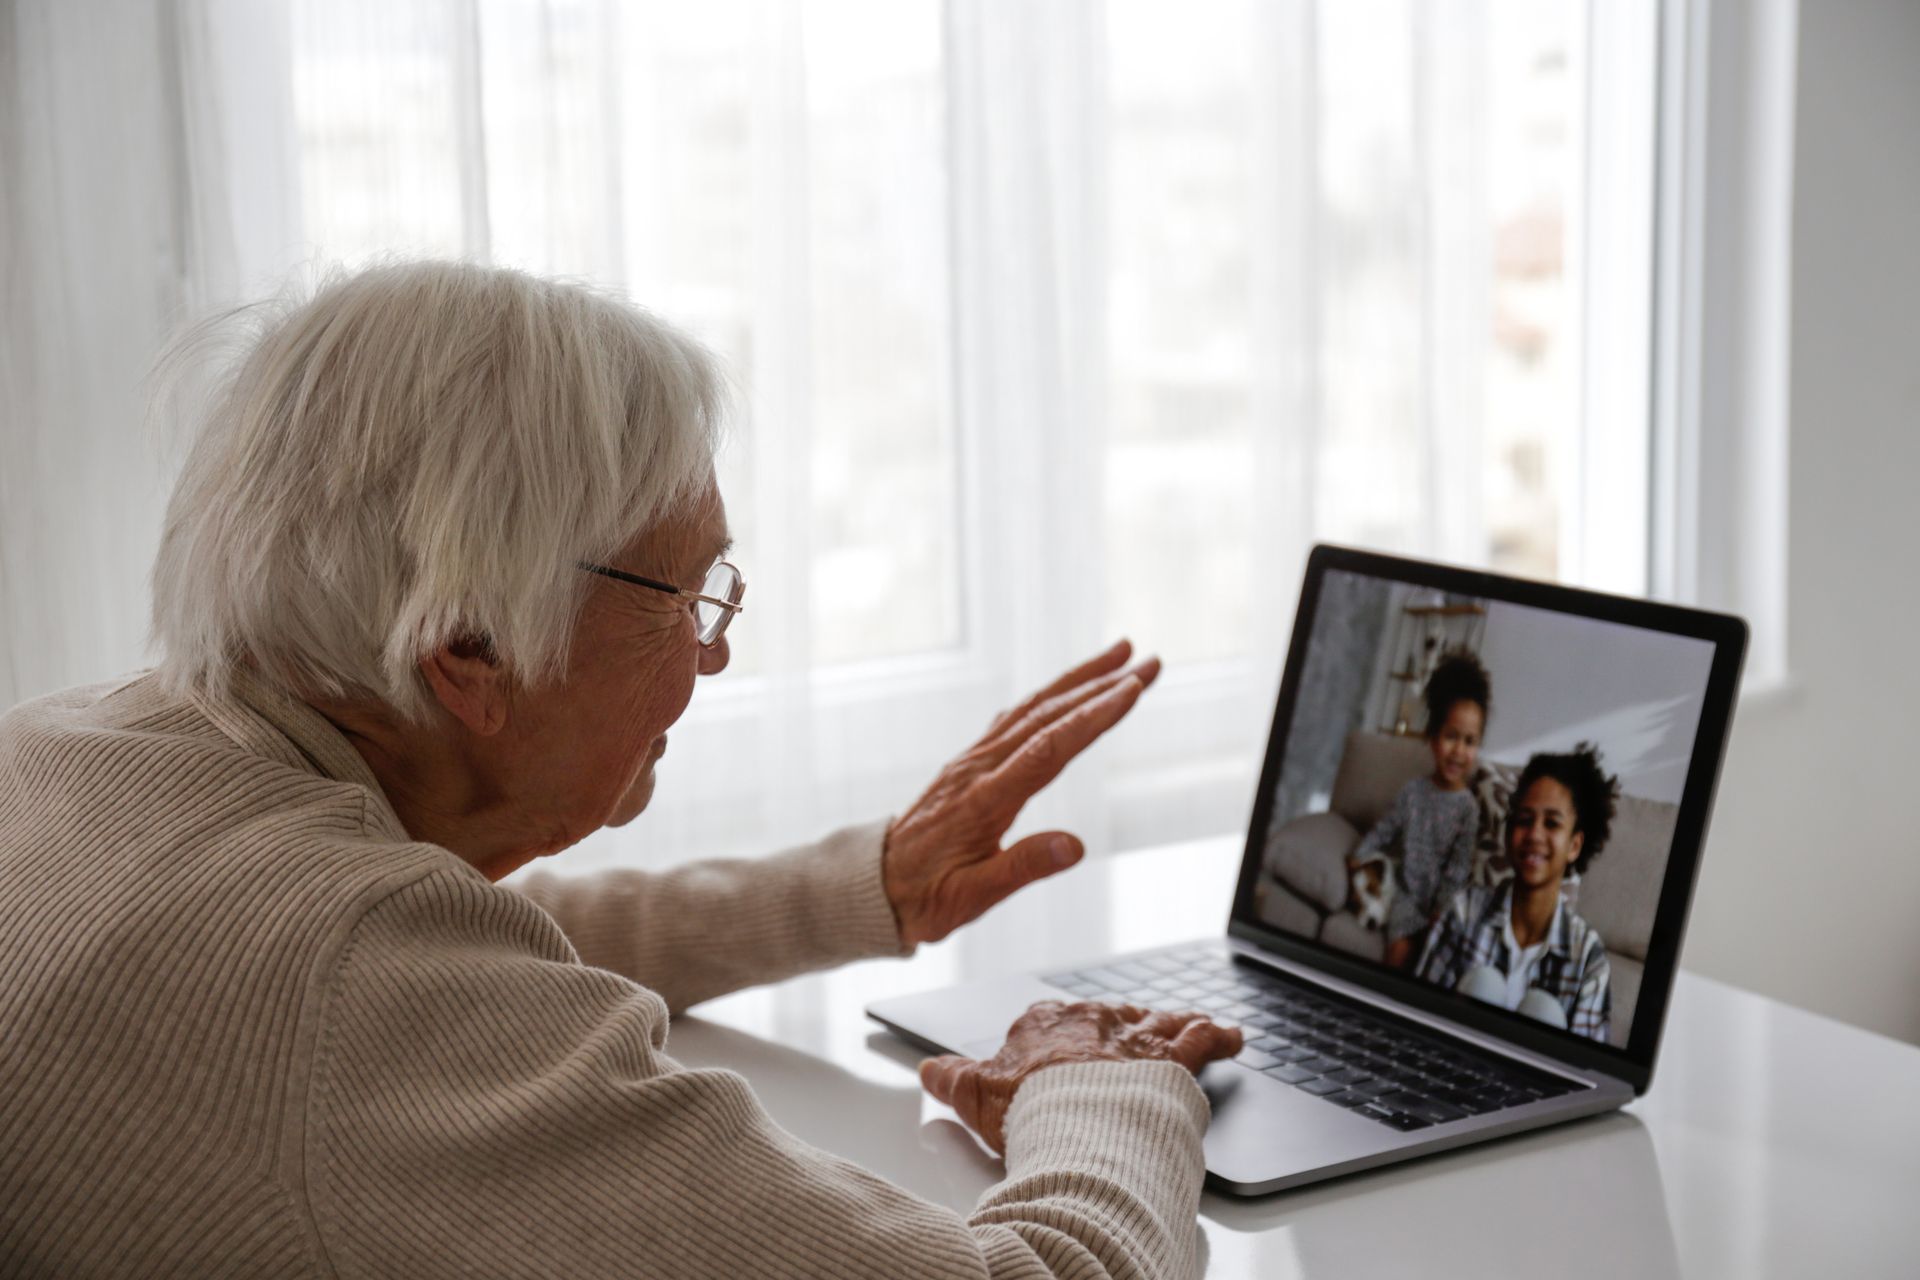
[1236, 1048, 1280, 1070]
[1417, 1100, 1470, 1124]
[1379, 1090, 1437, 1111]
[1080, 968, 1136, 991]
[1265, 1063, 1316, 1084]
[1380, 1111, 1433, 1132]
[1298, 1077, 1347, 1097]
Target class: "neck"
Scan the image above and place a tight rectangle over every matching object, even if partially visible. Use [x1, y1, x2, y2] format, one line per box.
[1509, 879, 1560, 948]
[310, 700, 562, 881]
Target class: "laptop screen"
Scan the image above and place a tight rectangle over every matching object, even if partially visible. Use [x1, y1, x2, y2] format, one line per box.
[1245, 560, 1726, 1057]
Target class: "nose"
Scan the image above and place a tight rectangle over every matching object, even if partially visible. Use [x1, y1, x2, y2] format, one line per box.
[698, 633, 731, 676]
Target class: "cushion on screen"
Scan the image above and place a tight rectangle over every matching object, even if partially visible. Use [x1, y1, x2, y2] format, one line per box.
[1254, 879, 1327, 939]
[1605, 954, 1643, 1049]
[1320, 910, 1388, 963]
[1572, 793, 1675, 963]
[1263, 811, 1360, 914]
[1328, 732, 1434, 832]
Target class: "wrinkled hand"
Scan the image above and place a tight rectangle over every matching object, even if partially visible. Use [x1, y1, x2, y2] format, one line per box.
[919, 1001, 1244, 1155]
[883, 639, 1161, 948]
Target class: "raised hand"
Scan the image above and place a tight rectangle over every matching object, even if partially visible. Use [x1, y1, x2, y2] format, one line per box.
[882, 639, 1161, 947]
[919, 1000, 1244, 1154]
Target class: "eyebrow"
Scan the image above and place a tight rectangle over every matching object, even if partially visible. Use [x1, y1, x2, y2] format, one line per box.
[684, 535, 734, 581]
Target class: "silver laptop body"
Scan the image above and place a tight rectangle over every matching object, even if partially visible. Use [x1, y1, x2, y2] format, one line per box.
[869, 546, 1746, 1195]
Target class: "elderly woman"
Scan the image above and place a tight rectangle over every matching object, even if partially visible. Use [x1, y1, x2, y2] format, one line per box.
[0, 263, 1239, 1278]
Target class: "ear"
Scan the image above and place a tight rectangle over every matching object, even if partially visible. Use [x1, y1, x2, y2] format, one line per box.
[419, 636, 510, 736]
[1566, 830, 1584, 867]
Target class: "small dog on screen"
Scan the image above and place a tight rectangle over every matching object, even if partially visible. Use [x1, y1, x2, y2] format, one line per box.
[1348, 854, 1398, 931]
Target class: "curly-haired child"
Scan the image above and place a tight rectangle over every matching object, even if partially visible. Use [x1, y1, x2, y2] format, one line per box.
[1414, 743, 1619, 1042]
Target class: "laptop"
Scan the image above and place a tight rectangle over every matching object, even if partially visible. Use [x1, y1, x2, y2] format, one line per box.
[868, 544, 1747, 1195]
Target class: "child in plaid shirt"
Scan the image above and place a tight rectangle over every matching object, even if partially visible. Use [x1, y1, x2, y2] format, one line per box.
[1415, 744, 1619, 1042]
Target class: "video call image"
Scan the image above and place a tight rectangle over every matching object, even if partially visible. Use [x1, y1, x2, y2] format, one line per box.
[1255, 570, 1716, 1049]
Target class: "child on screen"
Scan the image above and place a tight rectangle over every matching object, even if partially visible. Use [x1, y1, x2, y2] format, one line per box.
[1349, 650, 1489, 969]
[1415, 744, 1618, 1043]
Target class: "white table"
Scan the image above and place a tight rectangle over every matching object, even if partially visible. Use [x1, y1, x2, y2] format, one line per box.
[670, 835, 1920, 1278]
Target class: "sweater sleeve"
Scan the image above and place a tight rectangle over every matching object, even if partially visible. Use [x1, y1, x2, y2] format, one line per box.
[304, 868, 1211, 1280]
[509, 819, 909, 1012]
[1351, 781, 1409, 863]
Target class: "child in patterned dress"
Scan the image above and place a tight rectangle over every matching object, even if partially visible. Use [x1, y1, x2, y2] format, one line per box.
[1350, 650, 1490, 969]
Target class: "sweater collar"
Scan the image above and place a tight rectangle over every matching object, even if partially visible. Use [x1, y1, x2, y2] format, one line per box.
[198, 668, 411, 842]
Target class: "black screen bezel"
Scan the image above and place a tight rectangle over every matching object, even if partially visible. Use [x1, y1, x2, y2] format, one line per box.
[1228, 544, 1748, 1094]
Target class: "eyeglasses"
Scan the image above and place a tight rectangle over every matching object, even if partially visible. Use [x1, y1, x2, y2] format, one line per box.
[578, 558, 746, 647]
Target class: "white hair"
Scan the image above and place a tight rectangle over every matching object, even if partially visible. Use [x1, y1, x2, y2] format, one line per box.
[150, 260, 723, 721]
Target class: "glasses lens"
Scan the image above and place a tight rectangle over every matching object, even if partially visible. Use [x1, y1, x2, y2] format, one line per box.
[694, 561, 743, 645]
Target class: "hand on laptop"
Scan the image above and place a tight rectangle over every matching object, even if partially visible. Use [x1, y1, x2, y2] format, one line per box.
[919, 1000, 1244, 1154]
[882, 639, 1161, 948]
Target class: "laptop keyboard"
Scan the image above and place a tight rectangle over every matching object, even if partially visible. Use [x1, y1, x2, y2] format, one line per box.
[1043, 944, 1582, 1132]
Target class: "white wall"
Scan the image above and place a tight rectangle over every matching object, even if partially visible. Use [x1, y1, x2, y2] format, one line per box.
[1478, 600, 1714, 805]
[1681, 0, 1920, 1045]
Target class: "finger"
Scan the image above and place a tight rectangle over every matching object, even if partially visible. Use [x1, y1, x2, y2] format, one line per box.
[918, 1054, 972, 1105]
[927, 831, 1085, 938]
[1167, 1019, 1245, 1072]
[982, 639, 1133, 737]
[985, 676, 1148, 806]
[977, 657, 1162, 767]
[1141, 1009, 1204, 1039]
[935, 1061, 992, 1150]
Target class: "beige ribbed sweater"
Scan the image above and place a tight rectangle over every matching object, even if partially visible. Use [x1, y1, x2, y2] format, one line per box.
[0, 672, 1209, 1278]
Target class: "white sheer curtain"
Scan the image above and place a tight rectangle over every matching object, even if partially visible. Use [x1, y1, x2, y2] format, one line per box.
[1, 4, 179, 709]
[1, 0, 1662, 874]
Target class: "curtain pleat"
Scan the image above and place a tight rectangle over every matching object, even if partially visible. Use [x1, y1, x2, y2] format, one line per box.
[1, 0, 1600, 886]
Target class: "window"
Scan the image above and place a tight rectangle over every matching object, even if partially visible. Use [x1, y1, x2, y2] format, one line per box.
[272, 0, 1665, 865]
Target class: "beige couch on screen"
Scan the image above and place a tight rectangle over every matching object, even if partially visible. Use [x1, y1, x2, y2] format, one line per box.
[1254, 731, 1675, 1049]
